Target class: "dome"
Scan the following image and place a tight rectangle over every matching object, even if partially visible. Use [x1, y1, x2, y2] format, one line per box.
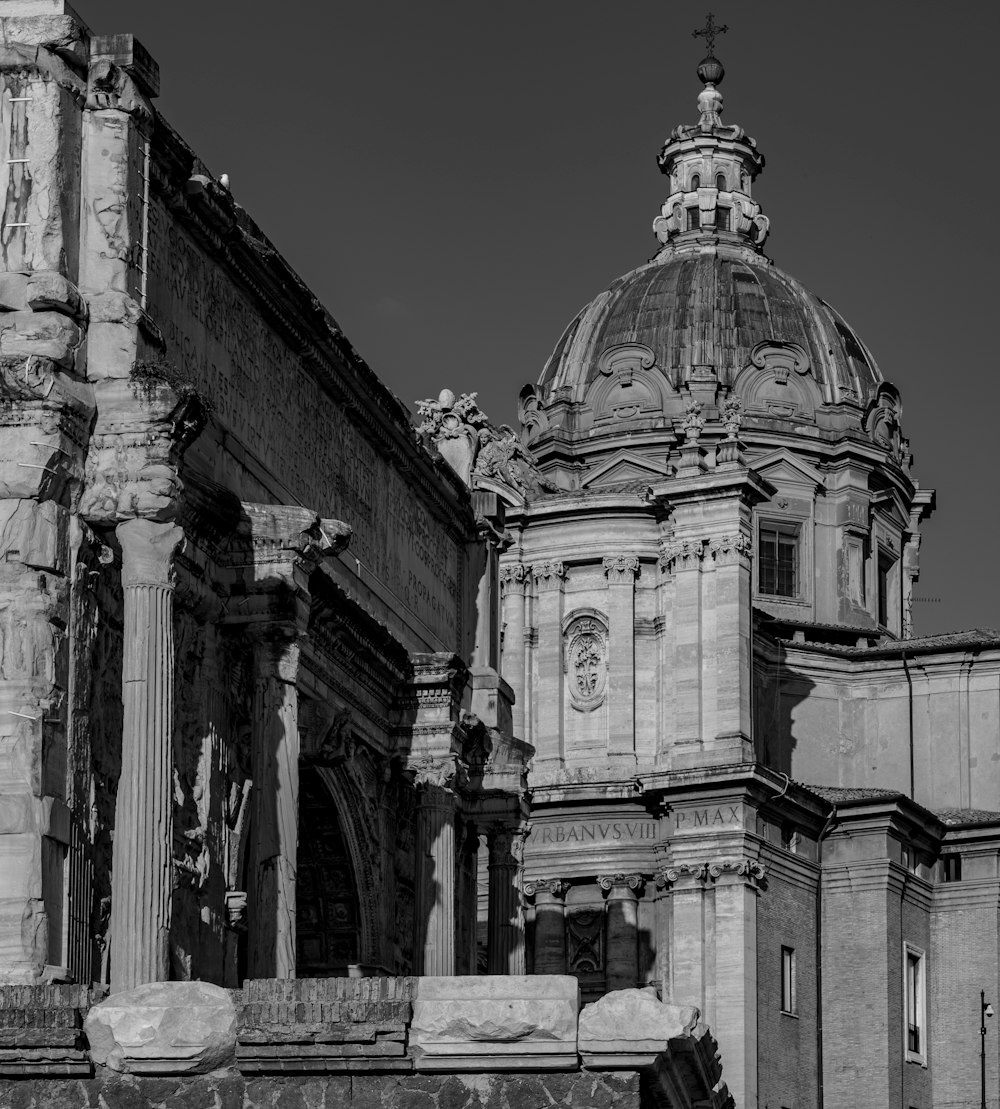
[539, 250, 882, 408]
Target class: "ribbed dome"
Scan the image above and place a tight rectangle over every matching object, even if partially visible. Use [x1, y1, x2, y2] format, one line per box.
[540, 251, 882, 407]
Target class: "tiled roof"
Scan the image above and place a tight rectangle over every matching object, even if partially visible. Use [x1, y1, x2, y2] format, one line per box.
[936, 808, 1000, 827]
[803, 785, 902, 803]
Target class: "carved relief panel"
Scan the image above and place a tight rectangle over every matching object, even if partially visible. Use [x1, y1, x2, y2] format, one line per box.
[566, 907, 604, 973]
[563, 610, 609, 713]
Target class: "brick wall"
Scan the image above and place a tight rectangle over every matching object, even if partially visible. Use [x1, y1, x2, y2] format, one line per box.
[756, 847, 819, 1109]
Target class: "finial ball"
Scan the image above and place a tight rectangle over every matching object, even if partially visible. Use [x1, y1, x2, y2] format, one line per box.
[697, 56, 725, 87]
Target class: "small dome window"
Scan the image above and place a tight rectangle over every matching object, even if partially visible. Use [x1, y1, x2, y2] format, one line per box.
[691, 173, 700, 191]
[716, 173, 726, 191]
[716, 206, 730, 232]
[686, 207, 701, 231]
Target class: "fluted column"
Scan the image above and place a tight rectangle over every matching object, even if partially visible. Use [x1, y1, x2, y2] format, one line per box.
[486, 824, 527, 974]
[110, 518, 183, 991]
[600, 873, 644, 990]
[603, 555, 639, 764]
[525, 877, 568, 973]
[499, 564, 528, 736]
[247, 637, 300, 979]
[413, 778, 458, 975]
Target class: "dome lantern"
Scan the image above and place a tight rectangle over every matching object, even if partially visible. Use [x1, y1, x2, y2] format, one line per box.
[652, 21, 769, 253]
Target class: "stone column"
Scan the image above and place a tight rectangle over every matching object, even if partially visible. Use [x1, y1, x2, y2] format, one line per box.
[486, 824, 527, 974]
[708, 529, 755, 759]
[600, 873, 643, 990]
[662, 542, 705, 748]
[499, 564, 529, 736]
[603, 556, 639, 764]
[413, 777, 458, 976]
[662, 863, 708, 1010]
[525, 878, 568, 974]
[247, 637, 300, 980]
[707, 858, 765, 1109]
[109, 518, 183, 991]
[532, 561, 565, 764]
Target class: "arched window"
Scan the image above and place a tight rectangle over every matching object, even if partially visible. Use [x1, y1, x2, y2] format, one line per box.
[716, 172, 726, 191]
[691, 173, 700, 190]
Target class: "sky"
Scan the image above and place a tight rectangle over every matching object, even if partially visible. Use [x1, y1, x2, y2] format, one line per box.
[78, 0, 999, 637]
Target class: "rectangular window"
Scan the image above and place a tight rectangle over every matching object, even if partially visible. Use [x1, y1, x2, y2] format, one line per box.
[781, 946, 796, 1014]
[904, 944, 926, 1063]
[687, 207, 701, 230]
[716, 206, 730, 231]
[878, 553, 895, 627]
[942, 854, 962, 882]
[759, 523, 799, 598]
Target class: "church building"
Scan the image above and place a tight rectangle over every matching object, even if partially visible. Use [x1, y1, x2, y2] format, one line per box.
[0, 4, 997, 1109]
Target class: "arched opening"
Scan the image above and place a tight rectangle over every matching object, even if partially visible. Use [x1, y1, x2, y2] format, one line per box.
[716, 172, 726, 191]
[691, 173, 701, 190]
[296, 765, 360, 975]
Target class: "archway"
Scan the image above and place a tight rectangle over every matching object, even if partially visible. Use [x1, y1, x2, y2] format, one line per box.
[295, 765, 361, 975]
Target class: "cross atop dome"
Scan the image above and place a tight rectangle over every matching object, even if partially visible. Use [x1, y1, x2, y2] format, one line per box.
[692, 12, 728, 59]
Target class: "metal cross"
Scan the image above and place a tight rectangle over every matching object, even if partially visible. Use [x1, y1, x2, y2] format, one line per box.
[692, 12, 728, 56]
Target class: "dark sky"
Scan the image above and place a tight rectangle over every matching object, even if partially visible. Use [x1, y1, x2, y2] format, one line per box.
[79, 0, 999, 637]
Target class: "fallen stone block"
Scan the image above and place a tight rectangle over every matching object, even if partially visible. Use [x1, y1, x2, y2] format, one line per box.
[410, 974, 579, 1071]
[84, 980, 237, 1075]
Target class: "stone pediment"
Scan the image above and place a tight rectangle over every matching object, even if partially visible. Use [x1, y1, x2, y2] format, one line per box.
[748, 448, 824, 492]
[581, 450, 665, 488]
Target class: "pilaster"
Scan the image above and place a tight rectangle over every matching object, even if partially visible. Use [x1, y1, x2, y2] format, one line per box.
[532, 561, 566, 764]
[603, 556, 640, 765]
[499, 564, 529, 736]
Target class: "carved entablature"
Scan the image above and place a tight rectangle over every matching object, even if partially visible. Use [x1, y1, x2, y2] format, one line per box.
[864, 383, 905, 464]
[562, 609, 609, 713]
[586, 344, 672, 423]
[732, 340, 821, 422]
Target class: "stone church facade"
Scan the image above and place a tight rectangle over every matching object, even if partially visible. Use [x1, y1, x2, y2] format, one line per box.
[0, 4, 998, 1109]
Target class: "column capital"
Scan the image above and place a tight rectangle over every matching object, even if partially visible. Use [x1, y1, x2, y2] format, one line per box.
[116, 518, 184, 588]
[658, 538, 706, 573]
[487, 823, 528, 867]
[499, 562, 530, 594]
[598, 872, 645, 896]
[523, 876, 568, 900]
[707, 856, 767, 888]
[603, 554, 640, 583]
[531, 560, 566, 588]
[656, 862, 708, 888]
[707, 533, 753, 566]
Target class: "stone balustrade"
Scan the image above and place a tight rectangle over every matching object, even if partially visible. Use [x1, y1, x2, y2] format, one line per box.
[0, 976, 733, 1109]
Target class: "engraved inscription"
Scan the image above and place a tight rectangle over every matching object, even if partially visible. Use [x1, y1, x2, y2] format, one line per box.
[537, 820, 657, 845]
[673, 805, 743, 831]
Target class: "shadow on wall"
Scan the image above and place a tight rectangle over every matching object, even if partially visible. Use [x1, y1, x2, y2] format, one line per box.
[754, 631, 815, 778]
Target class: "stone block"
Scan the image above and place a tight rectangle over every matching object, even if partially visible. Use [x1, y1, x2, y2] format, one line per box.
[84, 980, 237, 1075]
[578, 987, 700, 1066]
[25, 273, 84, 320]
[409, 975, 579, 1071]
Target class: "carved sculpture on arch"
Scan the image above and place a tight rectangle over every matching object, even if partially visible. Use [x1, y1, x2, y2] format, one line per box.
[732, 340, 822, 422]
[586, 343, 674, 424]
